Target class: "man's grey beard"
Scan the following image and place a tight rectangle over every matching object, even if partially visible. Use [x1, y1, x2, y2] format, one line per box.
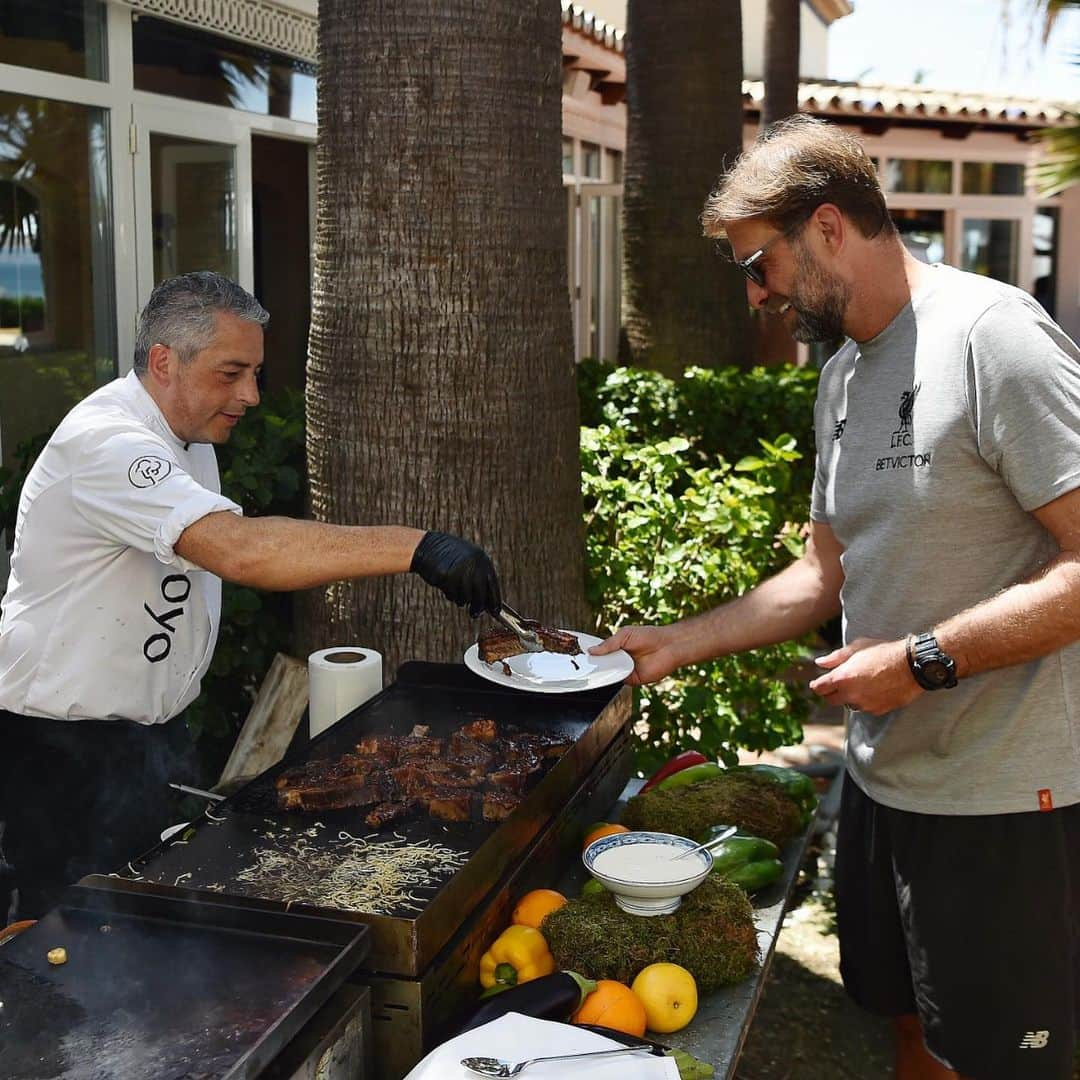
[784, 238, 851, 343]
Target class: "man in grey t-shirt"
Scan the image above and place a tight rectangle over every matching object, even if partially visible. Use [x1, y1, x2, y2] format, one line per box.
[595, 116, 1080, 1080]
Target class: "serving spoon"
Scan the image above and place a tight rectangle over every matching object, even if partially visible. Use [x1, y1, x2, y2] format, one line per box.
[670, 823, 737, 862]
[461, 1045, 658, 1076]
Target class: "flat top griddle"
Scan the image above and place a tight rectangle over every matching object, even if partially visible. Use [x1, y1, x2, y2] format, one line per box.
[110, 663, 629, 975]
[0, 884, 368, 1080]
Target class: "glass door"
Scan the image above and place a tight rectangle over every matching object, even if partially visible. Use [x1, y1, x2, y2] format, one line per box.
[132, 101, 252, 309]
[0, 92, 116, 473]
[568, 182, 622, 363]
[960, 216, 1023, 285]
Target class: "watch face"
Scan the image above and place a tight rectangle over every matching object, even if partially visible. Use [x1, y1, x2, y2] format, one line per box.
[923, 660, 950, 685]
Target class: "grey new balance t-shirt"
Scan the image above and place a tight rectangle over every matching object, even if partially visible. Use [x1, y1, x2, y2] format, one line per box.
[811, 264, 1080, 814]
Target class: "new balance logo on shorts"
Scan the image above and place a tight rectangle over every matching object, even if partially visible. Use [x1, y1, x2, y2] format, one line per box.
[1019, 1031, 1050, 1049]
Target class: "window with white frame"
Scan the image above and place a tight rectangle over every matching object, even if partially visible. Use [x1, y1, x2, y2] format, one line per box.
[878, 152, 1059, 296]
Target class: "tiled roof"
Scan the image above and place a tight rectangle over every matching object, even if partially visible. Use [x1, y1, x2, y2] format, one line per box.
[744, 78, 1075, 128]
[561, 0, 624, 53]
[560, 4, 1073, 129]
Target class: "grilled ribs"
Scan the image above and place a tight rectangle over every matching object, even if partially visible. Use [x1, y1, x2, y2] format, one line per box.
[275, 755, 385, 811]
[355, 734, 400, 765]
[365, 799, 421, 829]
[276, 720, 570, 827]
[483, 789, 522, 821]
[477, 624, 582, 665]
[460, 717, 498, 743]
[426, 787, 474, 822]
[390, 760, 484, 797]
[397, 734, 446, 760]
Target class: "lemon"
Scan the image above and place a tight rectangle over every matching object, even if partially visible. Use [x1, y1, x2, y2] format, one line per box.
[631, 962, 698, 1033]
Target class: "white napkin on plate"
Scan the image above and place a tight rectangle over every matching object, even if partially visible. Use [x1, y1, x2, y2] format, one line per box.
[403, 1012, 681, 1079]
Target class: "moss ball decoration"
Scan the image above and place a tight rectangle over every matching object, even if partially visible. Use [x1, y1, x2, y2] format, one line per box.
[620, 771, 802, 847]
[542, 876, 759, 993]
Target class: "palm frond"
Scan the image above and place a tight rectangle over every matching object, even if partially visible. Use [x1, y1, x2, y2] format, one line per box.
[1034, 0, 1080, 44]
[1029, 115, 1080, 195]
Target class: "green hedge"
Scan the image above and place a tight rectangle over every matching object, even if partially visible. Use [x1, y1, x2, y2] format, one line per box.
[578, 361, 820, 773]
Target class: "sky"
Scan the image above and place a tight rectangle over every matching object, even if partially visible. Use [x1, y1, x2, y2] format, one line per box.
[828, 0, 1080, 102]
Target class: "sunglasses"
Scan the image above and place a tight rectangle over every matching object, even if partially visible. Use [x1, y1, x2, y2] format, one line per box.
[734, 213, 814, 288]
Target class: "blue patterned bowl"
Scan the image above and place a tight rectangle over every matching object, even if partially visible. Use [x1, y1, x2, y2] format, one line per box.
[582, 830, 713, 916]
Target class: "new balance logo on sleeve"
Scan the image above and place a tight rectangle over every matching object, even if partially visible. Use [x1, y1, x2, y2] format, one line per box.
[1019, 1031, 1050, 1049]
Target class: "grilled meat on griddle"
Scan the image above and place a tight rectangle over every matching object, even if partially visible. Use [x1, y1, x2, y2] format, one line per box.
[448, 733, 496, 770]
[483, 789, 523, 821]
[460, 717, 498, 743]
[426, 787, 475, 822]
[275, 754, 386, 811]
[355, 733, 400, 764]
[390, 760, 484, 797]
[365, 798, 421, 829]
[486, 758, 539, 792]
[276, 722, 567, 827]
[477, 624, 582, 664]
[397, 734, 445, 760]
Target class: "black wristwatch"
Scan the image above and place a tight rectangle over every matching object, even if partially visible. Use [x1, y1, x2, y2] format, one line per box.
[906, 632, 958, 691]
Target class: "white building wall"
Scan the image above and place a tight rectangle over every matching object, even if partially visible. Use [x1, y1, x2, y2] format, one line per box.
[742, 0, 830, 80]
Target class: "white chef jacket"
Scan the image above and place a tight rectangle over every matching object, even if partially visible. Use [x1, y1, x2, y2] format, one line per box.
[0, 372, 242, 724]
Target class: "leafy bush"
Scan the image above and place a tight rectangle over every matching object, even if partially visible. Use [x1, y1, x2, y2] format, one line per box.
[0, 431, 49, 540]
[579, 359, 818, 530]
[579, 361, 820, 773]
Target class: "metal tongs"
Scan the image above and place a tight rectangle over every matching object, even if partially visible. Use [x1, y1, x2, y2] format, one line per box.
[493, 602, 545, 653]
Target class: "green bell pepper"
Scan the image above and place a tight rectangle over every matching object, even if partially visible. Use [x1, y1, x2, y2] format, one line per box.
[708, 834, 781, 875]
[724, 857, 784, 893]
[731, 764, 818, 823]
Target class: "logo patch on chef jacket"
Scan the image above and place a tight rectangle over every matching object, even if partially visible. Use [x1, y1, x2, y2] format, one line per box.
[128, 455, 173, 488]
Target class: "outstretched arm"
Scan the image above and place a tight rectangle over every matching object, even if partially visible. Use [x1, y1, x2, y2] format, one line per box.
[591, 519, 845, 685]
[175, 513, 502, 615]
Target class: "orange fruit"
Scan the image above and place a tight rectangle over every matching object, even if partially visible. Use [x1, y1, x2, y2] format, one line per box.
[511, 888, 568, 929]
[582, 823, 630, 850]
[571, 979, 647, 1037]
[631, 963, 698, 1033]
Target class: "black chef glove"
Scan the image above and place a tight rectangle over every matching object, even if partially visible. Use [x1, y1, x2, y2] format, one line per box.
[410, 531, 503, 618]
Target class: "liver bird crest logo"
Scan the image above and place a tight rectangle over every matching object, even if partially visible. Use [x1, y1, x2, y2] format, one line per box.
[894, 383, 921, 436]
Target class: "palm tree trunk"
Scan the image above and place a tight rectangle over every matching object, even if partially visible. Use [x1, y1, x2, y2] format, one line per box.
[622, 0, 750, 375]
[762, 0, 801, 129]
[298, 0, 589, 677]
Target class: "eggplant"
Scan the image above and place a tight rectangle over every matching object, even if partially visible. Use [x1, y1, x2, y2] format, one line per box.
[457, 970, 596, 1034]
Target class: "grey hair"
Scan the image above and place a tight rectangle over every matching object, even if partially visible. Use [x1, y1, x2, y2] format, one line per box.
[133, 271, 269, 375]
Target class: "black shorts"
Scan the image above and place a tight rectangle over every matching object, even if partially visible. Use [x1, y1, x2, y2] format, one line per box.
[835, 773, 1080, 1079]
[0, 709, 195, 922]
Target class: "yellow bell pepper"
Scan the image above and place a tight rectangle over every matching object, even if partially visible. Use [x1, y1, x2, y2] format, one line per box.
[479, 924, 556, 989]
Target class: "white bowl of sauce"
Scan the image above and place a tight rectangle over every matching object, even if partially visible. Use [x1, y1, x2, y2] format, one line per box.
[583, 831, 713, 916]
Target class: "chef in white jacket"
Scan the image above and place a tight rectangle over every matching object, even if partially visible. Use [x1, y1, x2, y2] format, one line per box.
[0, 271, 501, 921]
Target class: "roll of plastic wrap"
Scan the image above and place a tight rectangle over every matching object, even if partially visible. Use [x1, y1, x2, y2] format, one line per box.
[308, 647, 383, 737]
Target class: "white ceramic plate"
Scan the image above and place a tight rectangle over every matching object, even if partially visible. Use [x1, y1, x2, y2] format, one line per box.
[463, 630, 633, 695]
